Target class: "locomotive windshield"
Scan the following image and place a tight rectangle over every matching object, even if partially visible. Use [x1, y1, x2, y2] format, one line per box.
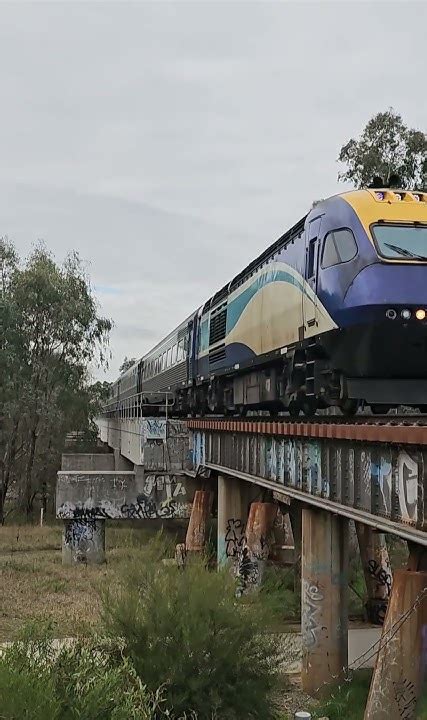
[372, 224, 427, 260]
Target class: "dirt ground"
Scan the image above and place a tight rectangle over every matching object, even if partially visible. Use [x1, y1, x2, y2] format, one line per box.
[0, 523, 164, 642]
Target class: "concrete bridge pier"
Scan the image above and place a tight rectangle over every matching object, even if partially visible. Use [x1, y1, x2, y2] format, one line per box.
[62, 518, 106, 565]
[217, 474, 258, 568]
[356, 523, 392, 625]
[364, 558, 427, 720]
[185, 489, 213, 553]
[301, 507, 349, 696]
[235, 501, 277, 595]
[114, 448, 134, 471]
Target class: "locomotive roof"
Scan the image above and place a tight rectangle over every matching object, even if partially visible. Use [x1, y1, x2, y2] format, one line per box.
[203, 214, 307, 313]
[340, 188, 427, 238]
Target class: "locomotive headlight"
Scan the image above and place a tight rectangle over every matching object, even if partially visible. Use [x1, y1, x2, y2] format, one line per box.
[401, 309, 411, 320]
[386, 309, 397, 319]
[416, 309, 426, 320]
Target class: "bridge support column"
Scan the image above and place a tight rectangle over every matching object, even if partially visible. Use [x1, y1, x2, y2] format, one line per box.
[185, 489, 213, 553]
[236, 501, 277, 595]
[364, 566, 427, 720]
[217, 475, 254, 568]
[356, 523, 392, 625]
[114, 448, 133, 471]
[62, 519, 106, 565]
[290, 500, 303, 593]
[301, 508, 349, 695]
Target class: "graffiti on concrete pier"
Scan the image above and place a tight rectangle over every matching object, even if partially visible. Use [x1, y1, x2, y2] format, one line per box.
[393, 673, 417, 720]
[224, 518, 245, 558]
[57, 472, 194, 520]
[367, 558, 392, 596]
[301, 580, 324, 649]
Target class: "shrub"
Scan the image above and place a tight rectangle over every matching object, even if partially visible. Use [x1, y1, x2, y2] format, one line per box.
[101, 538, 280, 719]
[0, 655, 60, 720]
[312, 670, 372, 720]
[0, 624, 169, 720]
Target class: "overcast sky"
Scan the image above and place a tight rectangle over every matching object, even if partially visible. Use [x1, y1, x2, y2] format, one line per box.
[1, 1, 425, 380]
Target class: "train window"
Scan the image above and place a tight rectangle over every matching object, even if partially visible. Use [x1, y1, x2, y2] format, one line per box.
[372, 224, 427, 260]
[176, 340, 182, 362]
[322, 229, 357, 268]
[307, 239, 317, 278]
[167, 348, 172, 367]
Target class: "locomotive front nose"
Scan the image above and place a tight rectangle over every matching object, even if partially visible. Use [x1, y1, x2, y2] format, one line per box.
[343, 263, 427, 315]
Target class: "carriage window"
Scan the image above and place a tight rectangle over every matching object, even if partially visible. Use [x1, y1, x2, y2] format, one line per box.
[307, 239, 317, 278]
[322, 229, 357, 268]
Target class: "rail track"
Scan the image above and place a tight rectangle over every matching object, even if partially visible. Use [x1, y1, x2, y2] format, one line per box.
[187, 414, 427, 444]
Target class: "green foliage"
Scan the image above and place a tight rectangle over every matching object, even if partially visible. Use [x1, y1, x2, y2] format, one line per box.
[259, 564, 300, 622]
[338, 108, 427, 189]
[119, 356, 137, 374]
[0, 238, 112, 521]
[312, 670, 371, 720]
[101, 538, 280, 719]
[0, 623, 172, 720]
[417, 685, 427, 720]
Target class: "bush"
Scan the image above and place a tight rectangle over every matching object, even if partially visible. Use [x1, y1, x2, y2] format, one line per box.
[0, 623, 169, 720]
[101, 538, 280, 719]
[312, 670, 372, 720]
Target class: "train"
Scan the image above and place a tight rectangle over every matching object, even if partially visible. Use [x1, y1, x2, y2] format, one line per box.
[107, 186, 427, 418]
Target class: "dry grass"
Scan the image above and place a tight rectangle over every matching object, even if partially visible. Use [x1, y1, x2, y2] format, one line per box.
[0, 523, 169, 642]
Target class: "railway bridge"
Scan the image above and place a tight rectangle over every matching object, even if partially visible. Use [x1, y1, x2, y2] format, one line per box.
[57, 413, 427, 718]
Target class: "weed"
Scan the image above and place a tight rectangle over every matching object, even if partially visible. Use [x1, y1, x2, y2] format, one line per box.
[0, 622, 178, 719]
[312, 670, 372, 720]
[102, 535, 281, 719]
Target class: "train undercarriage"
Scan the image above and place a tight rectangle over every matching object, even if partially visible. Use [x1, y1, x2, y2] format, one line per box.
[172, 324, 427, 417]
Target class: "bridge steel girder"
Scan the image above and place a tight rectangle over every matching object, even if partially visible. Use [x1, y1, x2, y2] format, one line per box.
[189, 429, 427, 546]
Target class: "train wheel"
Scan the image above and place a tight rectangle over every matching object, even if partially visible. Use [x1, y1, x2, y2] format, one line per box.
[302, 398, 317, 417]
[371, 404, 391, 415]
[338, 399, 359, 416]
[288, 400, 300, 418]
[235, 405, 248, 417]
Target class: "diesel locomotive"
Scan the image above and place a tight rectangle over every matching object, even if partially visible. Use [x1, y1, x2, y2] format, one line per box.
[108, 187, 427, 417]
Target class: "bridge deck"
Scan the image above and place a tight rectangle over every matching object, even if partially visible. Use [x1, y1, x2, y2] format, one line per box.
[188, 418, 427, 545]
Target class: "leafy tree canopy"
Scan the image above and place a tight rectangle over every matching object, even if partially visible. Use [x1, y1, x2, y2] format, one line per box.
[119, 356, 137, 374]
[338, 108, 427, 189]
[1, 238, 112, 521]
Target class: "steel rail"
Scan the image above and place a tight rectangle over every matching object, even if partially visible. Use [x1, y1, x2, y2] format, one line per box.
[187, 418, 427, 444]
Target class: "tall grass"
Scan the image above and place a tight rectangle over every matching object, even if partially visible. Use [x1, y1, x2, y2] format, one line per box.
[0, 622, 172, 719]
[312, 670, 372, 720]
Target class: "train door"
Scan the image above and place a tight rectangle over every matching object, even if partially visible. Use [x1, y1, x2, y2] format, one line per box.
[187, 313, 198, 383]
[302, 217, 322, 336]
[137, 359, 144, 396]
